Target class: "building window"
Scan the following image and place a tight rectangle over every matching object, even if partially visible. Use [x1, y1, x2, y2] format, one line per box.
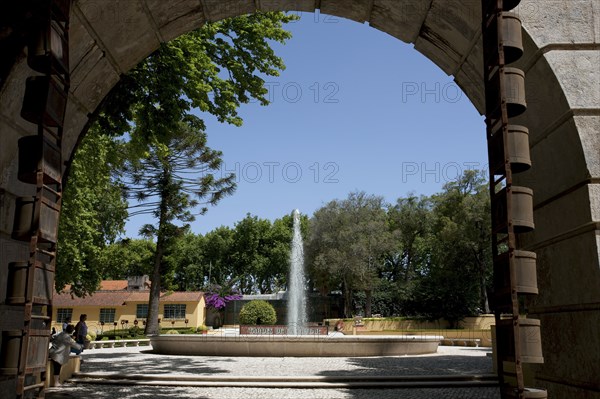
[136, 304, 148, 319]
[57, 308, 73, 323]
[163, 304, 186, 319]
[99, 308, 116, 323]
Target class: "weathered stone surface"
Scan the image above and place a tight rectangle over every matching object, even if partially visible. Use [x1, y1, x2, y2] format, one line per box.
[414, 0, 480, 76]
[514, 117, 588, 206]
[69, 8, 97, 72]
[321, 0, 372, 23]
[454, 39, 484, 114]
[510, 45, 571, 140]
[519, 184, 595, 249]
[516, 0, 597, 47]
[544, 50, 600, 110]
[526, 229, 600, 309]
[71, 48, 120, 114]
[0, 2, 598, 397]
[533, 310, 600, 393]
[369, 0, 432, 44]
[0, 236, 30, 303]
[145, 0, 206, 42]
[594, 0, 600, 43]
[76, 0, 161, 72]
[575, 115, 600, 179]
[201, 0, 256, 22]
[62, 101, 94, 163]
[258, 0, 315, 13]
[0, 58, 37, 137]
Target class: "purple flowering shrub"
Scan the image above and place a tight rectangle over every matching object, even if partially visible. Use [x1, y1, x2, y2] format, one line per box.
[204, 284, 242, 310]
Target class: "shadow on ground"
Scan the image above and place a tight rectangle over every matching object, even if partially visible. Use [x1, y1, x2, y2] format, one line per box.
[318, 353, 494, 377]
[80, 351, 229, 375]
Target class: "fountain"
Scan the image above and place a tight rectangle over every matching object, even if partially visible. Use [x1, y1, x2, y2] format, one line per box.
[150, 209, 442, 356]
[287, 209, 307, 334]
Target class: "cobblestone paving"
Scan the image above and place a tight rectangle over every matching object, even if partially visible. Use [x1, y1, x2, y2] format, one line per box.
[48, 345, 501, 399]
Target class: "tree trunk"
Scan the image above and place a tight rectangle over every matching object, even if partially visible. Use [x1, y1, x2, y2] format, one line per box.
[144, 242, 164, 335]
[341, 279, 352, 318]
[365, 289, 372, 317]
[480, 266, 490, 314]
[144, 181, 170, 336]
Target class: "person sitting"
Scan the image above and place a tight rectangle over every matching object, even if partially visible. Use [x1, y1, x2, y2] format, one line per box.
[49, 324, 82, 387]
[334, 319, 345, 333]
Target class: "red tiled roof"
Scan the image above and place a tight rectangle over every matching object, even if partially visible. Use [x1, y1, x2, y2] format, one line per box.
[160, 292, 204, 302]
[53, 291, 131, 307]
[100, 280, 128, 291]
[124, 292, 150, 302]
[53, 284, 204, 306]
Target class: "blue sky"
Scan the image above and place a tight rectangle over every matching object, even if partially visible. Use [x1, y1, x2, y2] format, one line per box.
[125, 12, 486, 237]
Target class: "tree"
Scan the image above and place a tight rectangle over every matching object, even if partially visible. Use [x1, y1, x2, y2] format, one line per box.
[56, 127, 127, 296]
[405, 170, 491, 325]
[59, 12, 296, 298]
[123, 123, 236, 335]
[385, 195, 431, 283]
[229, 214, 272, 294]
[96, 239, 155, 280]
[96, 12, 298, 147]
[306, 192, 393, 317]
[168, 233, 208, 291]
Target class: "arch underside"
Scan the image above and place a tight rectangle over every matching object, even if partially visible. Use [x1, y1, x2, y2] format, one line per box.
[0, 1, 598, 397]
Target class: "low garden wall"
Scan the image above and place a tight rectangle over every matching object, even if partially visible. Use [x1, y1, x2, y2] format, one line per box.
[326, 315, 495, 347]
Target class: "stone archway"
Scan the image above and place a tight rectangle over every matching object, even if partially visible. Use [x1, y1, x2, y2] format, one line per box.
[0, 1, 598, 398]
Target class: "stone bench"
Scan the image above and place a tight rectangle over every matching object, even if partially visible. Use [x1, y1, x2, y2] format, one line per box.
[89, 339, 150, 349]
[45, 354, 80, 387]
[440, 338, 481, 347]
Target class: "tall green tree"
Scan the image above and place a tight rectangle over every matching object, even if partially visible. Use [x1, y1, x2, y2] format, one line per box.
[56, 127, 127, 296]
[97, 12, 297, 147]
[406, 170, 491, 325]
[306, 192, 393, 317]
[59, 12, 296, 298]
[385, 195, 431, 283]
[96, 239, 155, 280]
[123, 123, 236, 335]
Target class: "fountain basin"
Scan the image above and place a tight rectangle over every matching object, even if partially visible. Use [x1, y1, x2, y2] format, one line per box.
[150, 334, 442, 357]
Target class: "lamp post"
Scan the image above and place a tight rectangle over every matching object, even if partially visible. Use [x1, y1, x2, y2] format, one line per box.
[100, 321, 104, 334]
[113, 321, 117, 338]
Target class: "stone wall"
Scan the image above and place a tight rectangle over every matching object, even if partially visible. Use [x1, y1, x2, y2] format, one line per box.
[0, 1, 598, 396]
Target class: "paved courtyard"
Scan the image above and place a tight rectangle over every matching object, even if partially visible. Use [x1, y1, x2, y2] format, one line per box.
[46, 345, 500, 399]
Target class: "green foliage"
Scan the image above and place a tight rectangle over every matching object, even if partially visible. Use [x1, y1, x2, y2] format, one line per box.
[306, 192, 393, 317]
[97, 12, 298, 146]
[87, 330, 97, 341]
[59, 12, 296, 299]
[97, 239, 155, 279]
[168, 212, 308, 295]
[304, 171, 491, 324]
[196, 325, 208, 333]
[98, 329, 132, 339]
[57, 126, 128, 296]
[122, 122, 237, 335]
[165, 330, 180, 335]
[238, 300, 277, 325]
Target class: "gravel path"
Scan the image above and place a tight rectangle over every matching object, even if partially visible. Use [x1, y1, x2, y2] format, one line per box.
[47, 345, 501, 399]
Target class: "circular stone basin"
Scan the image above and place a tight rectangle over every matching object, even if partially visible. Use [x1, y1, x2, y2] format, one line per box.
[150, 334, 442, 357]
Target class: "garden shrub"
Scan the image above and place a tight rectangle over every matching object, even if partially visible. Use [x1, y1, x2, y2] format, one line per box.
[165, 330, 179, 334]
[239, 300, 277, 325]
